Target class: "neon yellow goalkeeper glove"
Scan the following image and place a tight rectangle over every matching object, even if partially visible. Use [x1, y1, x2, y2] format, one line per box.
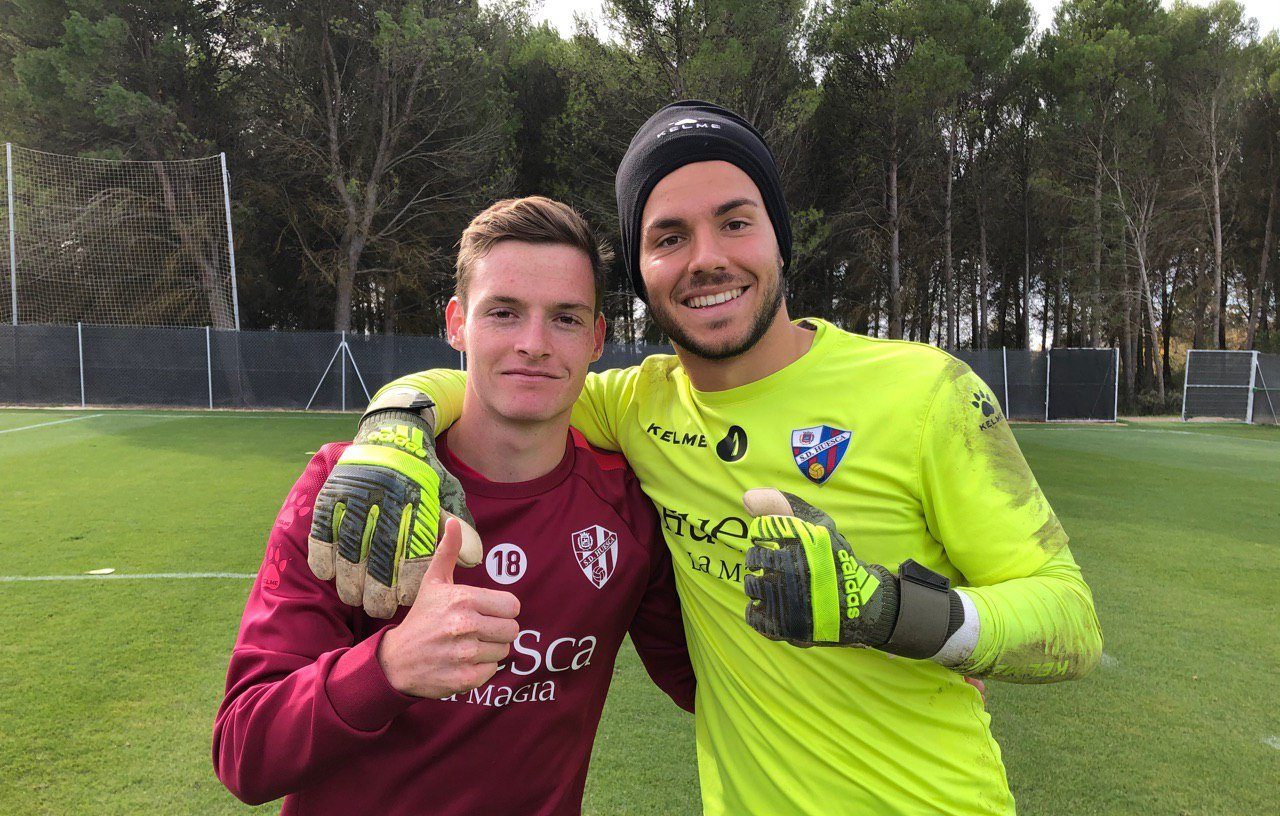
[742, 489, 963, 658]
[309, 389, 481, 619]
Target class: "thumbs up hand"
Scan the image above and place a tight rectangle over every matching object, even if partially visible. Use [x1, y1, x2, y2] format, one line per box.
[376, 519, 521, 699]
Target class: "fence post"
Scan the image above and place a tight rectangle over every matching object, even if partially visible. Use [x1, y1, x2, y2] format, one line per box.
[1246, 350, 1259, 424]
[1001, 348, 1010, 418]
[206, 326, 213, 409]
[6, 143, 16, 326]
[1181, 349, 1192, 421]
[1113, 348, 1120, 421]
[219, 153, 241, 331]
[1043, 349, 1052, 422]
[77, 321, 85, 408]
[340, 331, 346, 412]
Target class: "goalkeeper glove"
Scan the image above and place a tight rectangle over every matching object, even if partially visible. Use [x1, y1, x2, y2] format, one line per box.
[742, 489, 963, 658]
[308, 389, 481, 619]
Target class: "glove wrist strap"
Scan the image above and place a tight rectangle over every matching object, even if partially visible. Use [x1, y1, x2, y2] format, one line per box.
[364, 386, 438, 429]
[882, 560, 959, 660]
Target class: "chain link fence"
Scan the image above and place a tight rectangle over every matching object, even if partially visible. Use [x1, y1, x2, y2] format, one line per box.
[0, 323, 668, 411]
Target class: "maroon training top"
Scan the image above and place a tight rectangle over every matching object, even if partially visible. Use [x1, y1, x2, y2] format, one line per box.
[213, 430, 695, 815]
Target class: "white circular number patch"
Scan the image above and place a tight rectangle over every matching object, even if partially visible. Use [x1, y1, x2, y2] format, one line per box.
[486, 542, 527, 585]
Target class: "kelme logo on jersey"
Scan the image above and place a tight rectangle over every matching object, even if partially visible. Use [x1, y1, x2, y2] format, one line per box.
[571, 525, 618, 589]
[790, 425, 852, 485]
[716, 425, 748, 462]
[970, 390, 1005, 431]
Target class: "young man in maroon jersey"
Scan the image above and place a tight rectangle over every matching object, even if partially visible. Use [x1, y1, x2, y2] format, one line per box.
[213, 196, 695, 815]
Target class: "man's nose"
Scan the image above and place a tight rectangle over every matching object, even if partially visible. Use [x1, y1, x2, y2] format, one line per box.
[514, 318, 552, 358]
[687, 225, 730, 275]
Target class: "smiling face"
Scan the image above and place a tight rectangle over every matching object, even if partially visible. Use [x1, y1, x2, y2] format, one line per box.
[639, 161, 785, 361]
[447, 240, 605, 425]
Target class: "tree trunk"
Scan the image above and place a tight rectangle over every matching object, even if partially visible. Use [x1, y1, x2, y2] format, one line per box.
[888, 125, 903, 340]
[1092, 150, 1104, 347]
[1247, 142, 1277, 349]
[1210, 99, 1226, 348]
[1022, 147, 1032, 349]
[1162, 261, 1174, 388]
[1122, 267, 1136, 402]
[1135, 246, 1164, 400]
[943, 123, 957, 348]
[978, 208, 990, 348]
[970, 270, 979, 348]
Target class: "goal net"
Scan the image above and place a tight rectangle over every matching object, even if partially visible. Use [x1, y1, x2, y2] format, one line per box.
[3, 144, 238, 328]
[1182, 350, 1279, 423]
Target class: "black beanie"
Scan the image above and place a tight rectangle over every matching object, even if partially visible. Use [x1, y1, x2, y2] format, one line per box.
[615, 100, 792, 302]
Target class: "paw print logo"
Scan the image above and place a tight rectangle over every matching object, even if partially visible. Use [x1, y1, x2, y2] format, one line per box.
[262, 543, 290, 592]
[278, 489, 312, 532]
[971, 391, 996, 418]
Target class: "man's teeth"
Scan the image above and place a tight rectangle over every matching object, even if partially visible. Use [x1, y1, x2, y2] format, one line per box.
[686, 287, 746, 309]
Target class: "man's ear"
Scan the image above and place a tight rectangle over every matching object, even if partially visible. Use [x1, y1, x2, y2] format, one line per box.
[445, 297, 466, 352]
[591, 314, 606, 363]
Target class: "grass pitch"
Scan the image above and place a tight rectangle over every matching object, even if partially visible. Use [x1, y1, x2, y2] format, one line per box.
[0, 409, 1276, 815]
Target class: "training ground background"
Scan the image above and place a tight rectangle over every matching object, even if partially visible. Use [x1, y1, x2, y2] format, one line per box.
[0, 408, 1276, 815]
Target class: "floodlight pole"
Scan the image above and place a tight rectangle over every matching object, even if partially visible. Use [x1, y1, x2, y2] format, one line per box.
[219, 153, 241, 331]
[6, 143, 16, 325]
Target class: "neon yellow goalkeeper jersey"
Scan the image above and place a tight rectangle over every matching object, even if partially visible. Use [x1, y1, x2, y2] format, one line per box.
[392, 318, 1100, 816]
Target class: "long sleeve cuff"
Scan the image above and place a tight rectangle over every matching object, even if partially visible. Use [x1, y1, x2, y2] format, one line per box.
[325, 627, 419, 732]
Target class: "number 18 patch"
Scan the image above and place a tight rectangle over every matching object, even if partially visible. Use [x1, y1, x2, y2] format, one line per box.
[790, 425, 852, 485]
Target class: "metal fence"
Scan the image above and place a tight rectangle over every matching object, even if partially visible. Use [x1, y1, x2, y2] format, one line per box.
[1183, 349, 1280, 424]
[1, 323, 1122, 420]
[951, 347, 1118, 422]
[0, 323, 667, 411]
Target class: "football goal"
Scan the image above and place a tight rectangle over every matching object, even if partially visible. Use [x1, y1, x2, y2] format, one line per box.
[2, 144, 239, 329]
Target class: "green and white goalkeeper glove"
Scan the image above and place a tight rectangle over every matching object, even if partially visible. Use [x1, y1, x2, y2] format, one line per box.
[309, 389, 481, 619]
[742, 489, 963, 658]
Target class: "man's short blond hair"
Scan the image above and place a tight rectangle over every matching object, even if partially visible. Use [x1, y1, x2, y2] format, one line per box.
[456, 196, 612, 313]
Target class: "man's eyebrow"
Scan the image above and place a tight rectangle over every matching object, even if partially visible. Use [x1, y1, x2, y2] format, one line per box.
[481, 295, 591, 312]
[714, 198, 757, 217]
[644, 198, 759, 234]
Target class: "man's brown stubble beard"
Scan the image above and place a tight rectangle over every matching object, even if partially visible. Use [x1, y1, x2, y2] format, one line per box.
[645, 260, 785, 362]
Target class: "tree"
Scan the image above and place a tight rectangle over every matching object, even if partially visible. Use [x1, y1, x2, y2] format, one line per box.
[249, 0, 514, 332]
[4, 0, 257, 327]
[1169, 0, 1254, 348]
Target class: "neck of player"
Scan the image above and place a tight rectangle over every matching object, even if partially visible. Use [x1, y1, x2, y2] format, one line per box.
[678, 304, 816, 392]
[447, 397, 568, 484]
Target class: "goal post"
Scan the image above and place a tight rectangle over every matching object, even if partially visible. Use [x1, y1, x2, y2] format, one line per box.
[3, 144, 239, 328]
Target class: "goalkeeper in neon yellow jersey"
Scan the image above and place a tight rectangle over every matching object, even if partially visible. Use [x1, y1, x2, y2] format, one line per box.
[312, 101, 1103, 815]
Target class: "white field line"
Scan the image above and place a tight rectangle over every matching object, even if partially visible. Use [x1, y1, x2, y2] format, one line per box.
[1264, 736, 1280, 751]
[0, 572, 255, 583]
[0, 413, 103, 435]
